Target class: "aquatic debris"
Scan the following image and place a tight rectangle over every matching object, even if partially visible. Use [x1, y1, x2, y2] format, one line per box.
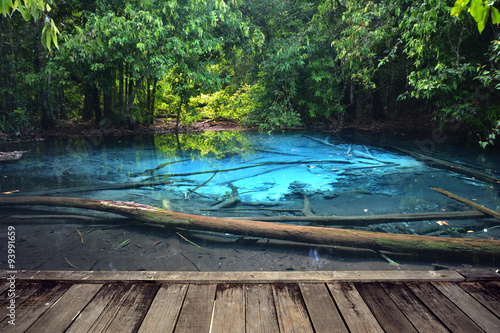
[379, 253, 400, 266]
[436, 221, 449, 226]
[64, 257, 78, 269]
[1, 190, 19, 195]
[77, 230, 84, 243]
[115, 239, 130, 250]
[177, 232, 211, 254]
[162, 199, 172, 210]
[180, 252, 200, 271]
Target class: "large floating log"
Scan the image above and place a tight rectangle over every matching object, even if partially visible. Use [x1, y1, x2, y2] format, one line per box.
[1, 196, 499, 261]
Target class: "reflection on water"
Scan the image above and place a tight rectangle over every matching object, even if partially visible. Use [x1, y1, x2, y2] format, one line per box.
[0, 130, 499, 271]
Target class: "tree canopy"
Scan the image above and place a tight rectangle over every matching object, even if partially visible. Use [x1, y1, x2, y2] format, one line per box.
[1, 0, 500, 146]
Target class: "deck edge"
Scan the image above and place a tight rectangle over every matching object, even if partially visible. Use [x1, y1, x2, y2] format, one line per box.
[0, 270, 469, 283]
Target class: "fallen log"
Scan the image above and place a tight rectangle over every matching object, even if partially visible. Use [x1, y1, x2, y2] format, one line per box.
[431, 187, 500, 221]
[1, 196, 499, 261]
[225, 210, 498, 225]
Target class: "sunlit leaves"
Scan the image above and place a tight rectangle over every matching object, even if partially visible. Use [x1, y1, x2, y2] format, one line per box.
[451, 0, 500, 33]
[1, 0, 59, 51]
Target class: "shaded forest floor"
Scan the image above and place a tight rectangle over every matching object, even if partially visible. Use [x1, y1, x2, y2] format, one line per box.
[1, 108, 465, 142]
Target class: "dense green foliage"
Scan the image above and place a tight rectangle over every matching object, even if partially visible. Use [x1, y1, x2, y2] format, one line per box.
[1, 0, 500, 145]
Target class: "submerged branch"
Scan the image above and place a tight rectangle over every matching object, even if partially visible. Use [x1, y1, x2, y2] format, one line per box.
[393, 146, 500, 184]
[5, 180, 175, 197]
[431, 187, 500, 221]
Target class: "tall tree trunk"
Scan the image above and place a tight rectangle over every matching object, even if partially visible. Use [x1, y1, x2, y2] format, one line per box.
[151, 78, 157, 120]
[371, 76, 385, 121]
[39, 89, 54, 130]
[118, 62, 124, 114]
[33, 21, 54, 130]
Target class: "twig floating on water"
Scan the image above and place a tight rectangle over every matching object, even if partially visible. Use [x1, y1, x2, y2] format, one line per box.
[177, 232, 211, 254]
[180, 253, 200, 271]
[77, 230, 84, 243]
[64, 257, 78, 269]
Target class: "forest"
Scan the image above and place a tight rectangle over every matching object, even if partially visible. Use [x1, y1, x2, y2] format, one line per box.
[1, 0, 500, 146]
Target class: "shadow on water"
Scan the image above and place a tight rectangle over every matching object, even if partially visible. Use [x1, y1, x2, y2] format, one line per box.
[1, 129, 499, 271]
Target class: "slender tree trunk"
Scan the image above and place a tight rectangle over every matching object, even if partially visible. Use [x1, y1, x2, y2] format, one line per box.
[151, 78, 157, 122]
[118, 62, 124, 114]
[371, 76, 385, 121]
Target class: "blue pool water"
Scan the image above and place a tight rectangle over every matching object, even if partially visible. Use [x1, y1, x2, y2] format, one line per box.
[1, 130, 499, 271]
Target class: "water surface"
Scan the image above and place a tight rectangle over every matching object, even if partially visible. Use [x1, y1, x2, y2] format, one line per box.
[1, 130, 499, 271]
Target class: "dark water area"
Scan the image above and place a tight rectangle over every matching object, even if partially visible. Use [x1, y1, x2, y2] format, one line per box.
[1, 129, 499, 272]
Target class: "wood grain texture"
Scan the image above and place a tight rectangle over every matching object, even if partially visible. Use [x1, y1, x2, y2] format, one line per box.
[211, 284, 245, 333]
[26, 283, 103, 333]
[175, 284, 217, 333]
[272, 283, 314, 333]
[137, 284, 188, 333]
[245, 284, 279, 333]
[432, 281, 500, 333]
[328, 282, 384, 333]
[406, 282, 483, 333]
[380, 282, 448, 333]
[355, 282, 418, 333]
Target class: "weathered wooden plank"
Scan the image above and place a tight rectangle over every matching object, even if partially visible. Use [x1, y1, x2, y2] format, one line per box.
[432, 281, 500, 332]
[460, 282, 500, 318]
[245, 284, 280, 333]
[299, 283, 348, 333]
[4, 269, 466, 283]
[355, 282, 418, 332]
[103, 284, 159, 333]
[327, 283, 384, 333]
[406, 282, 483, 333]
[65, 283, 134, 333]
[0, 283, 42, 322]
[137, 284, 188, 333]
[211, 284, 245, 333]
[175, 284, 217, 333]
[456, 269, 500, 281]
[0, 283, 70, 333]
[272, 283, 314, 333]
[483, 281, 500, 298]
[26, 283, 103, 333]
[0, 282, 9, 294]
[380, 282, 448, 333]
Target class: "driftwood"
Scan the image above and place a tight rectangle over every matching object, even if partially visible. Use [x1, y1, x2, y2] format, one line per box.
[1, 195, 499, 260]
[431, 187, 500, 221]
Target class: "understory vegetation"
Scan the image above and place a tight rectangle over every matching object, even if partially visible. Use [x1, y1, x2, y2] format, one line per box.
[1, 0, 500, 145]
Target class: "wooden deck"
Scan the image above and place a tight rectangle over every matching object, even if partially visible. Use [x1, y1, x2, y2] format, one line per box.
[1, 269, 500, 332]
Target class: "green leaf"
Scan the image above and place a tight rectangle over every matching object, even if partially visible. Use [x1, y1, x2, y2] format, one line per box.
[470, 0, 485, 23]
[451, 0, 470, 17]
[491, 6, 500, 25]
[478, 5, 490, 33]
